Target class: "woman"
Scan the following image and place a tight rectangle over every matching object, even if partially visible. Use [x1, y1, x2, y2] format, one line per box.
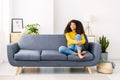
[59, 20, 87, 59]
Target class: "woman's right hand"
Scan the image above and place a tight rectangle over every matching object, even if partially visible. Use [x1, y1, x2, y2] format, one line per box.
[77, 41, 82, 46]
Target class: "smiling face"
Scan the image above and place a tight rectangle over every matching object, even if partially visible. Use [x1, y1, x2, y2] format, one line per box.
[70, 22, 76, 31]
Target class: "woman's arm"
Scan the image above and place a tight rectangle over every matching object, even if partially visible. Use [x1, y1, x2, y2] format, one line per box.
[77, 34, 86, 46]
[79, 34, 86, 45]
[65, 33, 78, 44]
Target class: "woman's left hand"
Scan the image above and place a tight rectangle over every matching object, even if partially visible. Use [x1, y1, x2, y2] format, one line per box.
[77, 41, 82, 46]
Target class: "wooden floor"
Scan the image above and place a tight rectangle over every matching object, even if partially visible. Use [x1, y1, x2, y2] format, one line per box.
[0, 74, 110, 80]
[0, 60, 120, 80]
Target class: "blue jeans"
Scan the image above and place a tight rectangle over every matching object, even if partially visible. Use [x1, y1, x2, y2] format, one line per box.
[59, 34, 83, 55]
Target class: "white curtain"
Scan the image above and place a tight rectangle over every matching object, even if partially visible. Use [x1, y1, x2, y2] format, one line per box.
[0, 0, 10, 62]
[0, 0, 2, 63]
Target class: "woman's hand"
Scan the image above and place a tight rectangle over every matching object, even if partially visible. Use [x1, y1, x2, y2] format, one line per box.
[77, 41, 82, 46]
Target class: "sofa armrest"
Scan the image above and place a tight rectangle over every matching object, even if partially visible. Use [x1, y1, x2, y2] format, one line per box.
[88, 42, 101, 62]
[7, 43, 20, 61]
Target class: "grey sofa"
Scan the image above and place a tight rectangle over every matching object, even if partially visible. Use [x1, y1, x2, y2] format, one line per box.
[7, 34, 101, 74]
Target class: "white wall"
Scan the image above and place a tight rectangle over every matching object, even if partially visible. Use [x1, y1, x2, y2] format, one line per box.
[12, 0, 54, 34]
[54, 0, 120, 60]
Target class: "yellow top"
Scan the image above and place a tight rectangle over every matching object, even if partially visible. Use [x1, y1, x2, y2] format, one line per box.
[65, 31, 86, 46]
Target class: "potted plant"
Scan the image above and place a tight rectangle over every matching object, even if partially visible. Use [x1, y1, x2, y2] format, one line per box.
[23, 23, 40, 34]
[98, 35, 109, 62]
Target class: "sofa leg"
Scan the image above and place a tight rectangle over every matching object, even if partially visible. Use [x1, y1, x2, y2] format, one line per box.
[16, 67, 22, 75]
[86, 67, 92, 75]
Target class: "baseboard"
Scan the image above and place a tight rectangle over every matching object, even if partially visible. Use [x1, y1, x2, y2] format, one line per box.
[108, 58, 120, 61]
[0, 59, 8, 64]
[0, 60, 3, 64]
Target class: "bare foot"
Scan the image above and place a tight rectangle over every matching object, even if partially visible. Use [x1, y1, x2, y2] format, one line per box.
[81, 51, 87, 55]
[78, 53, 84, 59]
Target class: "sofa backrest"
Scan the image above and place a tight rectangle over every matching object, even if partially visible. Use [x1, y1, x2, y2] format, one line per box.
[18, 35, 67, 50]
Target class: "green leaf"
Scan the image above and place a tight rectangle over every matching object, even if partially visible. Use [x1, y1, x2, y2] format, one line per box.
[24, 23, 40, 34]
[98, 35, 109, 53]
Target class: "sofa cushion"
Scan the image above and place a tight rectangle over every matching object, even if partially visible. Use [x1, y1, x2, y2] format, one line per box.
[14, 50, 41, 61]
[18, 35, 67, 50]
[68, 51, 94, 61]
[41, 50, 67, 61]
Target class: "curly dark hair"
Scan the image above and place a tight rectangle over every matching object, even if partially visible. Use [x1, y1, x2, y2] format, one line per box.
[64, 19, 85, 35]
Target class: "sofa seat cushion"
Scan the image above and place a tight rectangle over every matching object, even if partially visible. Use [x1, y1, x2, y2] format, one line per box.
[68, 51, 94, 61]
[41, 50, 67, 61]
[14, 50, 41, 61]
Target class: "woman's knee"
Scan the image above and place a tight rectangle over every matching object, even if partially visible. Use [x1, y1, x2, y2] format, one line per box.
[59, 46, 67, 53]
[75, 34, 81, 40]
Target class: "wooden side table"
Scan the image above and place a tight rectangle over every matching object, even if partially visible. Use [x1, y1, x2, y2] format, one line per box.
[87, 35, 96, 42]
[10, 33, 22, 43]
